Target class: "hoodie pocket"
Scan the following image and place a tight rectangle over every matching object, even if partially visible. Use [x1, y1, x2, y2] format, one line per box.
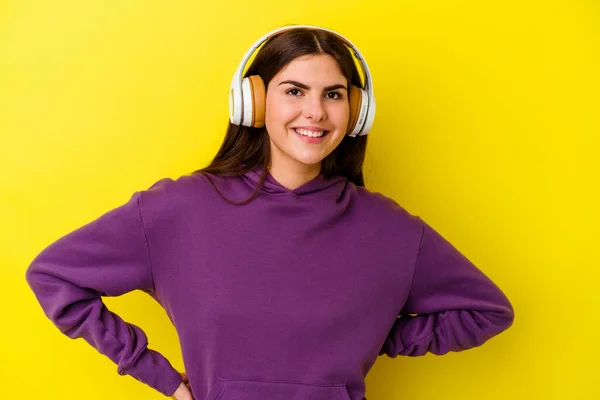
[204, 377, 352, 400]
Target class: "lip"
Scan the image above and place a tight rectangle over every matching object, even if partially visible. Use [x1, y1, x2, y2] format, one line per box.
[292, 126, 328, 132]
[292, 128, 329, 144]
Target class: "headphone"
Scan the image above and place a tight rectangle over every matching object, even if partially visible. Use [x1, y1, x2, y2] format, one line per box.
[228, 25, 376, 137]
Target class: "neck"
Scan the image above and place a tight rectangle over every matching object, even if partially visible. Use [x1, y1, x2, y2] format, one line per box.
[267, 160, 322, 191]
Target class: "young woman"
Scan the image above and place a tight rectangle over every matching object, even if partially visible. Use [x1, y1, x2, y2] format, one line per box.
[25, 25, 515, 400]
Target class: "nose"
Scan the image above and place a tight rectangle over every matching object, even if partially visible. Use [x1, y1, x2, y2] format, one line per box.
[302, 96, 326, 121]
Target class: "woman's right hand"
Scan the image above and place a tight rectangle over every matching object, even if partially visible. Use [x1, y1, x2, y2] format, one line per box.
[171, 372, 193, 400]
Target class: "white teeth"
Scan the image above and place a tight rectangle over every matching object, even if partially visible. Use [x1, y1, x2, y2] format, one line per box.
[295, 128, 325, 138]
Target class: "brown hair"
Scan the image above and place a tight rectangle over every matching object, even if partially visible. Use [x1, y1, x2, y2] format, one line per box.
[192, 27, 369, 205]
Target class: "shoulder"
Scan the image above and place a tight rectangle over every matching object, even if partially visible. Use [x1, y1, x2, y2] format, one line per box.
[135, 171, 228, 216]
[136, 170, 252, 212]
[141, 172, 208, 201]
[348, 182, 424, 233]
[349, 182, 411, 215]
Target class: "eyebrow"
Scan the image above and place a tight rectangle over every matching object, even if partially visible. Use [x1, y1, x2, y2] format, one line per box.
[278, 80, 348, 91]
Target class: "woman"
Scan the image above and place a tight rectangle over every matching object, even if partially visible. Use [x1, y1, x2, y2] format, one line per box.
[25, 25, 515, 400]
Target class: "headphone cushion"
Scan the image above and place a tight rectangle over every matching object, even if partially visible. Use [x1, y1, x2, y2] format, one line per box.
[347, 84, 363, 135]
[248, 75, 266, 128]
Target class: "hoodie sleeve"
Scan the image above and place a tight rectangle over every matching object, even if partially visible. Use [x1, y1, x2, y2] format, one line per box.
[25, 191, 183, 397]
[380, 217, 515, 357]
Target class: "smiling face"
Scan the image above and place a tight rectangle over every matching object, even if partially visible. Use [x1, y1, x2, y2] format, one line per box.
[264, 53, 350, 176]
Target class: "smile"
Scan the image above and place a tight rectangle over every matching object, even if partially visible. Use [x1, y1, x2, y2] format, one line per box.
[293, 128, 330, 138]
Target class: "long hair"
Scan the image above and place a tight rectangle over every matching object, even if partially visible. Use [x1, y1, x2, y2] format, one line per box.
[192, 27, 369, 205]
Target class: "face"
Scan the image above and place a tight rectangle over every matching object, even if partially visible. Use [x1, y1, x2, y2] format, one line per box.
[264, 54, 350, 173]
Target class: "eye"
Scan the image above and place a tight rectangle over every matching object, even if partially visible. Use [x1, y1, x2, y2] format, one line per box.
[326, 91, 343, 100]
[286, 88, 303, 96]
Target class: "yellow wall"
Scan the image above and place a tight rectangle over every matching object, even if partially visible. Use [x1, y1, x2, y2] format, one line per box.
[2, 0, 598, 398]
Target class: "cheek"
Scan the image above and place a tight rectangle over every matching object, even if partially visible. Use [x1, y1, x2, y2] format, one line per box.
[266, 96, 299, 125]
[330, 103, 350, 128]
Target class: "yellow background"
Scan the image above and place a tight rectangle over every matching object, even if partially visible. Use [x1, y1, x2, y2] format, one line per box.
[1, 0, 598, 398]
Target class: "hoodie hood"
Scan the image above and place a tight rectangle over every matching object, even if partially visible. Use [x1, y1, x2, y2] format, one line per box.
[240, 167, 349, 198]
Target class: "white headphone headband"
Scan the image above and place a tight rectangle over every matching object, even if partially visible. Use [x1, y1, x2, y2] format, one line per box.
[229, 25, 375, 137]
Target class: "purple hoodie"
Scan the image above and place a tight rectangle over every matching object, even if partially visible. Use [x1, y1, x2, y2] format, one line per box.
[25, 168, 514, 399]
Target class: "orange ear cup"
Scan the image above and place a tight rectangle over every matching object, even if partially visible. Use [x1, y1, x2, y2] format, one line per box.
[249, 75, 266, 128]
[347, 84, 362, 135]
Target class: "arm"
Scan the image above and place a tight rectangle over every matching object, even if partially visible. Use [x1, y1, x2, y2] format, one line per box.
[25, 192, 182, 396]
[380, 217, 515, 357]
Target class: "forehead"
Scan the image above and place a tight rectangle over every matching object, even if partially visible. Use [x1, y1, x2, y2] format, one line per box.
[274, 54, 346, 82]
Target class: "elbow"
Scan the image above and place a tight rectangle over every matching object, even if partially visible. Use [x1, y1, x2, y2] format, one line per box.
[25, 261, 69, 323]
[25, 260, 54, 302]
[25, 261, 42, 296]
[25, 260, 100, 336]
[501, 300, 515, 331]
[454, 304, 515, 354]
[485, 297, 515, 338]
[497, 291, 515, 331]
[25, 261, 55, 318]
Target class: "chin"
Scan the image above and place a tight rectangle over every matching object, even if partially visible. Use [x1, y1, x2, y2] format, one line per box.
[287, 156, 319, 166]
